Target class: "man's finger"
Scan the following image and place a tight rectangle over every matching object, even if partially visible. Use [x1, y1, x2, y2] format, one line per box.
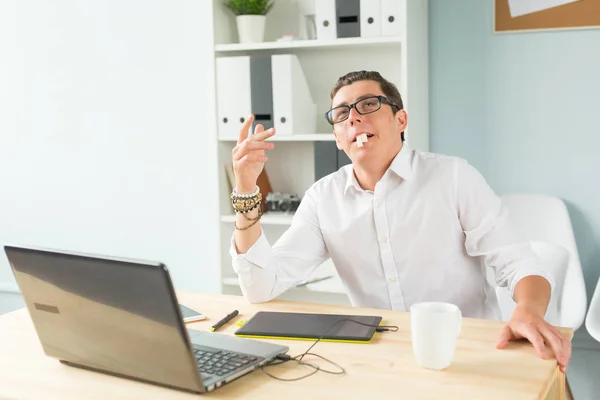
[237, 114, 254, 145]
[496, 325, 513, 349]
[232, 136, 273, 155]
[232, 142, 273, 161]
[253, 123, 265, 136]
[540, 327, 564, 363]
[561, 333, 572, 373]
[252, 127, 276, 142]
[549, 327, 572, 372]
[527, 330, 548, 359]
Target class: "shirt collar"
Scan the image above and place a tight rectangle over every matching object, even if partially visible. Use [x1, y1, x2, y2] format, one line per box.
[388, 143, 414, 181]
[344, 144, 413, 194]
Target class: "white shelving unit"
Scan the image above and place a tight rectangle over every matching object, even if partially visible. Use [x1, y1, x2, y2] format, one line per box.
[211, 0, 429, 306]
[215, 35, 402, 53]
[218, 133, 335, 142]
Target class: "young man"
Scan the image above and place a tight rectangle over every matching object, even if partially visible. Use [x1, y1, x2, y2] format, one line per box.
[229, 71, 571, 372]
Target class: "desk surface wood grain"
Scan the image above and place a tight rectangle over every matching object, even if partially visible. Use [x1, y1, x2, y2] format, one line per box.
[0, 291, 571, 400]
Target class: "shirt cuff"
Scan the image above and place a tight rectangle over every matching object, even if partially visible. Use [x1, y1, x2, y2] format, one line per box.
[229, 229, 272, 274]
[508, 263, 556, 301]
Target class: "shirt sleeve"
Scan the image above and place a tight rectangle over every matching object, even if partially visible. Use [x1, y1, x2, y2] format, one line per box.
[454, 159, 555, 299]
[229, 184, 330, 303]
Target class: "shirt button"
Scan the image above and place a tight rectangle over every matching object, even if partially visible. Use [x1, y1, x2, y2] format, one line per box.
[380, 236, 388, 244]
[388, 277, 397, 283]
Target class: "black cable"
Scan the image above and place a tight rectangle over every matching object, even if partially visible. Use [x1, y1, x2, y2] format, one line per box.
[260, 318, 399, 381]
[260, 356, 320, 381]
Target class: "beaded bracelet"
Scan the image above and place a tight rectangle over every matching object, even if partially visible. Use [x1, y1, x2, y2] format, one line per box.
[231, 185, 260, 199]
[231, 193, 262, 214]
[234, 208, 263, 230]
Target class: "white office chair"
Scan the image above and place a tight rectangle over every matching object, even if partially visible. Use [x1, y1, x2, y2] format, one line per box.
[585, 277, 600, 342]
[494, 194, 587, 400]
[494, 194, 588, 329]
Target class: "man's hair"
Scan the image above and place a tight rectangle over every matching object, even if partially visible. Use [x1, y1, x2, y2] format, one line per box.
[330, 70, 405, 141]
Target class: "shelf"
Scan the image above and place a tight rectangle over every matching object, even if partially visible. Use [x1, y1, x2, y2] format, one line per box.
[220, 213, 293, 225]
[215, 36, 402, 53]
[214, 0, 427, 303]
[218, 133, 335, 142]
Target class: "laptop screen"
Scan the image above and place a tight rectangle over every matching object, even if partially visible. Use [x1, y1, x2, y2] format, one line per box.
[5, 245, 202, 393]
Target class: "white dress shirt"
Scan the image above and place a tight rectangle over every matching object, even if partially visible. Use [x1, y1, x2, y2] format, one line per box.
[230, 144, 554, 319]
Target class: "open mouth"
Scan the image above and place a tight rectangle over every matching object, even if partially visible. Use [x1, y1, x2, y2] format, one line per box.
[352, 134, 374, 143]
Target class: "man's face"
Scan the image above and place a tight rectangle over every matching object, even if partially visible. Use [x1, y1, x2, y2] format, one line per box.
[331, 80, 407, 165]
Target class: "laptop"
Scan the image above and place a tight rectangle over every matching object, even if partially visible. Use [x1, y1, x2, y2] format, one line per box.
[4, 244, 289, 394]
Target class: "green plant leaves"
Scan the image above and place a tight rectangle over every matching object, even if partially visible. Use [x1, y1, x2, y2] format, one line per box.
[224, 0, 274, 16]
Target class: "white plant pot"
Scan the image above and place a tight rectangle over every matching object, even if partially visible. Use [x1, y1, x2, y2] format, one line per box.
[236, 15, 266, 44]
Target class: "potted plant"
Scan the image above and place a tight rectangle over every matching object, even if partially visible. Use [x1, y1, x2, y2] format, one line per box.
[224, 0, 274, 44]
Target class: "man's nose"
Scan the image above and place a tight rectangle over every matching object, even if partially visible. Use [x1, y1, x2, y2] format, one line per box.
[348, 107, 362, 124]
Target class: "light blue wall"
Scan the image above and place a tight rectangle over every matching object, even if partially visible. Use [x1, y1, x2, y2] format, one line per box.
[429, 0, 490, 171]
[430, 3, 600, 396]
[430, 0, 600, 333]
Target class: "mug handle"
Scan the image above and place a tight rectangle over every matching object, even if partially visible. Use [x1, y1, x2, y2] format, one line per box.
[456, 308, 462, 337]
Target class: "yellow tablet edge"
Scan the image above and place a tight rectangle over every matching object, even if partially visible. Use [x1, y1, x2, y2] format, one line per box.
[234, 333, 374, 344]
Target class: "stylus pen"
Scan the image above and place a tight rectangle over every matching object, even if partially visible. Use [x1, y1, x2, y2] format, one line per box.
[210, 310, 239, 332]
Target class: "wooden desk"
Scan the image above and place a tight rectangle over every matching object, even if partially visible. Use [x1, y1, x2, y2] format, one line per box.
[0, 292, 572, 399]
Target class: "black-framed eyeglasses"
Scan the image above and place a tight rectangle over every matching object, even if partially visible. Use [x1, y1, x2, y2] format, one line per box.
[325, 95, 400, 125]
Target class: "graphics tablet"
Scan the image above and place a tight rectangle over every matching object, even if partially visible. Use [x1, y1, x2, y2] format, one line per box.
[234, 311, 382, 343]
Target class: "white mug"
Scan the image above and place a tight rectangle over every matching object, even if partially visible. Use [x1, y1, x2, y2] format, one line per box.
[410, 302, 462, 370]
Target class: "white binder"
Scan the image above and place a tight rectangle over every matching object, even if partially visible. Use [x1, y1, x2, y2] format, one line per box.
[381, 0, 404, 36]
[216, 56, 251, 139]
[315, 0, 337, 40]
[271, 54, 316, 136]
[360, 0, 381, 38]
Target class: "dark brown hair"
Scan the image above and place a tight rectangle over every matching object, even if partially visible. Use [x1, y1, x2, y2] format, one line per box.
[330, 70, 405, 141]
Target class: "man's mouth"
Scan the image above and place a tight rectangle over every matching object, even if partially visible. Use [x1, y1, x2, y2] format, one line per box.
[352, 133, 374, 143]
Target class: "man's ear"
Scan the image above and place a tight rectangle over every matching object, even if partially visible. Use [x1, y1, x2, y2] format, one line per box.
[333, 129, 343, 150]
[396, 110, 408, 134]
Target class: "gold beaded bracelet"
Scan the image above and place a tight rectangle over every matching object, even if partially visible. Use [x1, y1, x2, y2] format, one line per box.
[230, 185, 262, 213]
[234, 208, 263, 230]
[231, 193, 262, 213]
[231, 186, 263, 229]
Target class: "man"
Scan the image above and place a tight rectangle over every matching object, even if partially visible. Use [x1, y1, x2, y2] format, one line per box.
[229, 70, 571, 372]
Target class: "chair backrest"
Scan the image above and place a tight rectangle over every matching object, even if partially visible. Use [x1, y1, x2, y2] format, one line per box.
[495, 194, 587, 330]
[585, 277, 600, 342]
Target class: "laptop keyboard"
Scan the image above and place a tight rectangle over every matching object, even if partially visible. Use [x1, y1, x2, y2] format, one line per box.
[193, 346, 262, 379]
